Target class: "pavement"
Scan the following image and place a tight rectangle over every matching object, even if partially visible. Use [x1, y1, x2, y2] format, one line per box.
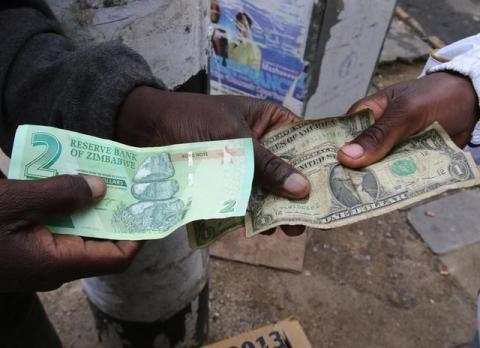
[380, 15, 431, 63]
[38, 5, 480, 348]
[41, 198, 478, 347]
[408, 190, 480, 255]
[398, 0, 480, 44]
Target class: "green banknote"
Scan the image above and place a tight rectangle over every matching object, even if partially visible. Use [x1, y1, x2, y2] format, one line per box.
[8, 125, 254, 240]
[188, 110, 480, 248]
[246, 120, 480, 235]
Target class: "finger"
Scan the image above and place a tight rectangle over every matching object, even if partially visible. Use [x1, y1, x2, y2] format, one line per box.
[247, 100, 302, 138]
[347, 91, 390, 120]
[339, 92, 413, 169]
[253, 140, 310, 199]
[280, 225, 305, 236]
[338, 115, 411, 169]
[50, 235, 141, 279]
[0, 175, 106, 223]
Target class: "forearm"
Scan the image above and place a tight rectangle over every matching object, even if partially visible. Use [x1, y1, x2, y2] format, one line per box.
[0, 0, 162, 156]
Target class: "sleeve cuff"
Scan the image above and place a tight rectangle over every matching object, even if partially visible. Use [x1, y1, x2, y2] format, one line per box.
[420, 34, 480, 145]
[60, 42, 165, 140]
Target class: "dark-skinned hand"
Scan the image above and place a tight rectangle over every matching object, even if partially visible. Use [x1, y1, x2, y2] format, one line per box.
[117, 87, 311, 236]
[0, 175, 140, 292]
[338, 72, 479, 168]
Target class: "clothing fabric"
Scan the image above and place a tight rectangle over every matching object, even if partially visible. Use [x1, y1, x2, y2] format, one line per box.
[0, 293, 62, 348]
[0, 0, 162, 156]
[421, 33, 480, 145]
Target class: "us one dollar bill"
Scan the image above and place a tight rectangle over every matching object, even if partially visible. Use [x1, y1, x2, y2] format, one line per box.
[247, 112, 480, 235]
[188, 110, 374, 247]
[8, 125, 254, 240]
[189, 110, 480, 248]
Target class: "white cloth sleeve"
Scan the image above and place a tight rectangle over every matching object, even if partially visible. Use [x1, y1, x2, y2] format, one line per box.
[420, 33, 480, 145]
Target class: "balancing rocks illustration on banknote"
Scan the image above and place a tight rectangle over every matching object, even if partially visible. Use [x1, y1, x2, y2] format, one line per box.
[116, 152, 190, 234]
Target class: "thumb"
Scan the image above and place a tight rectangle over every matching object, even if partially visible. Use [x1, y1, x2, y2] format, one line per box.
[346, 90, 389, 118]
[254, 140, 310, 199]
[338, 93, 409, 168]
[0, 175, 106, 222]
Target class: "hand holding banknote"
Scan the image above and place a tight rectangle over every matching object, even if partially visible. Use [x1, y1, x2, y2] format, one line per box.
[117, 87, 311, 201]
[117, 87, 311, 235]
[0, 175, 140, 292]
[339, 72, 479, 168]
[187, 72, 480, 247]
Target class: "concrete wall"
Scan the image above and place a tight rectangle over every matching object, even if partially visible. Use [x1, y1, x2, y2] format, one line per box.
[47, 0, 209, 89]
[305, 0, 396, 118]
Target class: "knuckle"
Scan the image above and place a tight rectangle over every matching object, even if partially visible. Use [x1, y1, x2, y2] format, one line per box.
[228, 121, 245, 136]
[215, 118, 245, 138]
[261, 155, 291, 183]
[362, 124, 388, 148]
[57, 174, 80, 192]
[57, 175, 89, 205]
[401, 96, 421, 115]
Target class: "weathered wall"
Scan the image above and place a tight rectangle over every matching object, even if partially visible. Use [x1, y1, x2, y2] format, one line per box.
[47, 0, 209, 89]
[305, 0, 396, 117]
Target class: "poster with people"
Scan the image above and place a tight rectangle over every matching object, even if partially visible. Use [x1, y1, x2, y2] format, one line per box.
[209, 0, 314, 115]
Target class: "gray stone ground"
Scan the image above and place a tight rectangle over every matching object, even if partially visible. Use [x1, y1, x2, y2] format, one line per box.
[408, 190, 480, 255]
[40, 203, 478, 347]
[398, 0, 480, 44]
[380, 16, 431, 63]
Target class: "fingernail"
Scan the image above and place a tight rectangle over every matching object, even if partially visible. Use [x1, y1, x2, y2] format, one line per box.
[283, 173, 309, 195]
[340, 143, 365, 159]
[83, 176, 106, 200]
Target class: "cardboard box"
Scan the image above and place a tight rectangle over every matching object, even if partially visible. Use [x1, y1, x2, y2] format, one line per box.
[204, 319, 312, 348]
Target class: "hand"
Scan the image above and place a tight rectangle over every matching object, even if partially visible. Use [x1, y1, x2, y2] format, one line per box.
[117, 87, 311, 236]
[0, 175, 140, 292]
[338, 72, 479, 168]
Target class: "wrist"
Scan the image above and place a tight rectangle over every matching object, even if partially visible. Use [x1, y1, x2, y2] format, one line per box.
[423, 70, 479, 119]
[428, 71, 479, 116]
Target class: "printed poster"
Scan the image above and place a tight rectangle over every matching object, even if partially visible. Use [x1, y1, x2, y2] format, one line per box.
[209, 0, 314, 114]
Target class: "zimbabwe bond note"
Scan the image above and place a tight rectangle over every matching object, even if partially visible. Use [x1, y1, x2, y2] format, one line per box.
[246, 121, 480, 236]
[8, 125, 254, 240]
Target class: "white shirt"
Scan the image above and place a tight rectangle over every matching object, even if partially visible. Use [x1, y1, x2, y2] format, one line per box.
[420, 33, 480, 145]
